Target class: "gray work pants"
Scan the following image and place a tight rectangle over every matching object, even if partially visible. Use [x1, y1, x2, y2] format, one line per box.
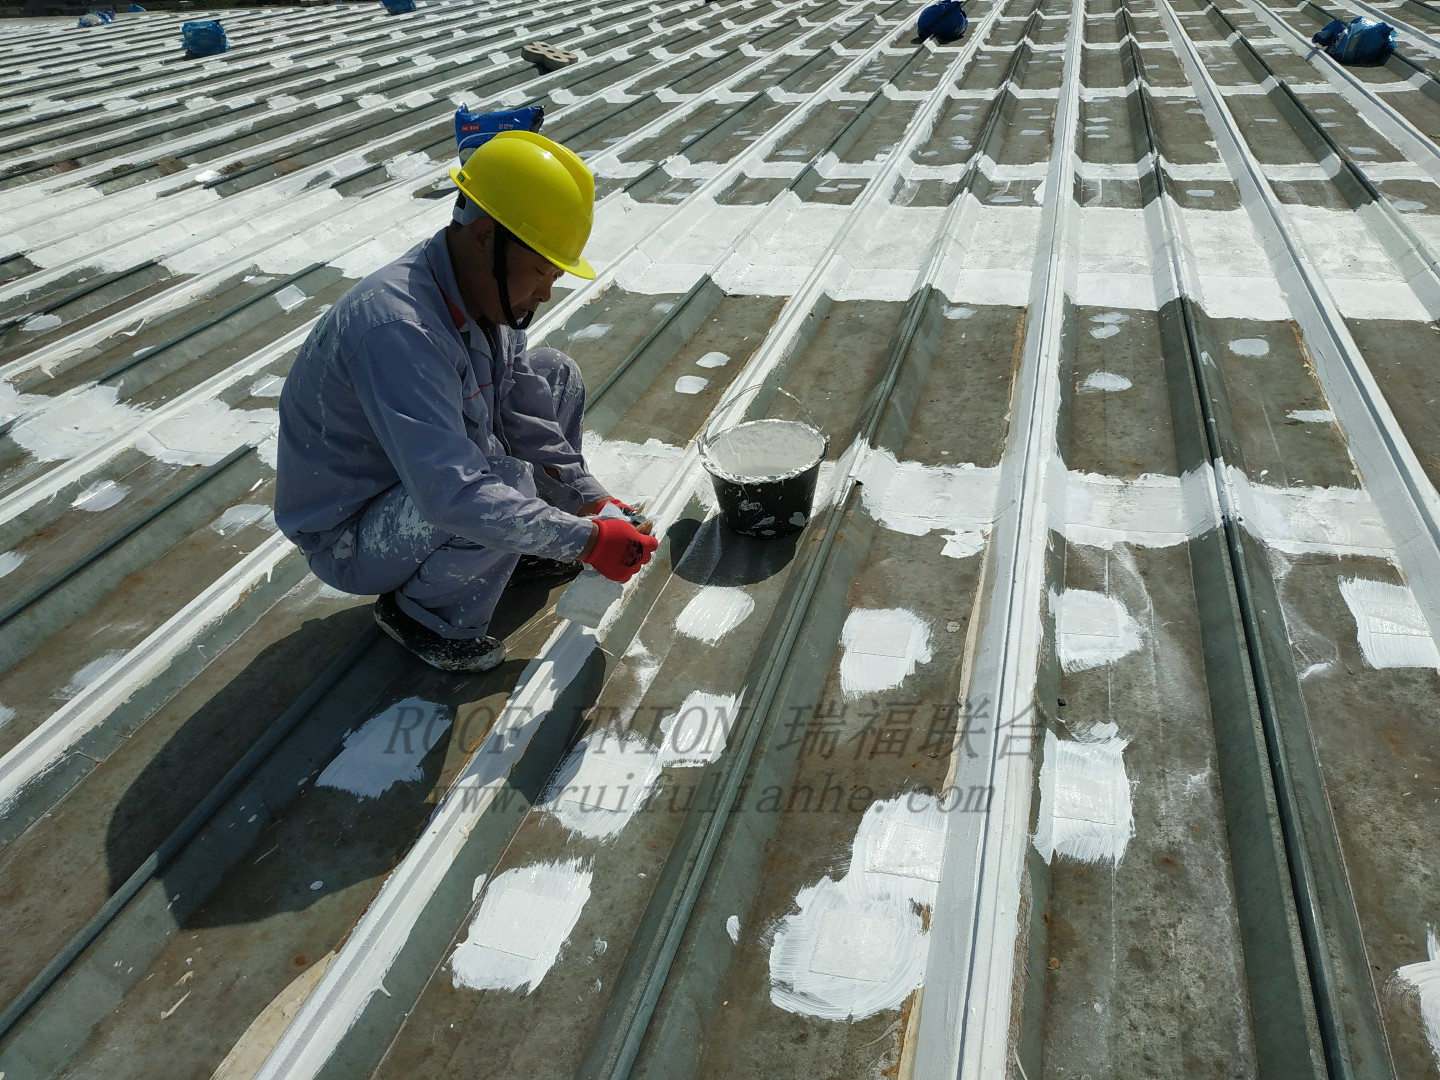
[307, 347, 587, 640]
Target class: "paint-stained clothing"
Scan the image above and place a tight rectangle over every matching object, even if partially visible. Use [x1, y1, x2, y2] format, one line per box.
[275, 228, 607, 638]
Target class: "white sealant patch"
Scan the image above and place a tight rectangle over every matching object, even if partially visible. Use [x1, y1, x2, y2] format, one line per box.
[695, 350, 730, 368]
[583, 434, 687, 507]
[22, 313, 62, 333]
[1396, 928, 1440, 1069]
[0, 551, 25, 579]
[135, 399, 279, 468]
[656, 691, 744, 769]
[1081, 371, 1132, 392]
[212, 503, 275, 536]
[769, 794, 946, 1022]
[1033, 724, 1134, 865]
[8, 385, 142, 462]
[541, 734, 665, 841]
[451, 860, 592, 994]
[0, 703, 13, 731]
[675, 586, 755, 644]
[838, 609, 933, 699]
[674, 375, 709, 395]
[1338, 578, 1440, 670]
[315, 697, 452, 799]
[855, 446, 999, 541]
[71, 479, 130, 512]
[273, 284, 308, 313]
[726, 915, 741, 944]
[941, 529, 985, 559]
[1228, 337, 1271, 357]
[1050, 590, 1144, 672]
[1287, 409, 1335, 424]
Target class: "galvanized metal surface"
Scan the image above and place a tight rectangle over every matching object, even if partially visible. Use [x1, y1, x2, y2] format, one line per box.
[0, 0, 1439, 1077]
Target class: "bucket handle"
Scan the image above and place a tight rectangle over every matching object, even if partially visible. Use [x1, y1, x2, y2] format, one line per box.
[698, 384, 827, 459]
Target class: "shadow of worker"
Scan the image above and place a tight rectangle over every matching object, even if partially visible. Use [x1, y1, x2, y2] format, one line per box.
[104, 576, 597, 935]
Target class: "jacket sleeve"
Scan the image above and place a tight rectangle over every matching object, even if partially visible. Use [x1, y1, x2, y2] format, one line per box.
[345, 318, 594, 559]
[498, 334, 609, 509]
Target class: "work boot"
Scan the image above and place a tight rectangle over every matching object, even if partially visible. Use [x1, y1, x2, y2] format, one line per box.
[373, 592, 505, 673]
[510, 554, 583, 582]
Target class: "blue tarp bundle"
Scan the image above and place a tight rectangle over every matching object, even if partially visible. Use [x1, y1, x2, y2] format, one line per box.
[1312, 16, 1396, 64]
[77, 10, 114, 26]
[381, 0, 417, 15]
[454, 104, 545, 162]
[918, 0, 968, 42]
[182, 20, 226, 56]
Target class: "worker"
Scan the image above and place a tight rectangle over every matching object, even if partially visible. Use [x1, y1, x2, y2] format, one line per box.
[274, 130, 658, 673]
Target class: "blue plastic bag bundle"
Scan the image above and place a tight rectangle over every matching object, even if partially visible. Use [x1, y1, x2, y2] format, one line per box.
[182, 20, 227, 57]
[381, 0, 417, 15]
[918, 0, 968, 42]
[1312, 16, 1396, 65]
[454, 104, 545, 162]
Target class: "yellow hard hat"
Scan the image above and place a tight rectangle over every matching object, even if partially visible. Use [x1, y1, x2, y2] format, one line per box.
[449, 130, 597, 280]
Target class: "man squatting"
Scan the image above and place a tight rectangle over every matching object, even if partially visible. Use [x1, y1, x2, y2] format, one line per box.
[274, 130, 659, 672]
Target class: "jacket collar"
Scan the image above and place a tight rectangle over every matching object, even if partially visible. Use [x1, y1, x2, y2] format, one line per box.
[424, 227, 475, 333]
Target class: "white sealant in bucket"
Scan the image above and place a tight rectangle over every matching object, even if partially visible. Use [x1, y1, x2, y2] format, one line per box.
[699, 401, 826, 539]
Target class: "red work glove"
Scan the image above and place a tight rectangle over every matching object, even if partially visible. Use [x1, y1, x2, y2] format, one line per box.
[583, 517, 659, 583]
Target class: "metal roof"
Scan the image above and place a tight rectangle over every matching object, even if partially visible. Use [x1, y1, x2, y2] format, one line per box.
[1, 0, 1440, 1076]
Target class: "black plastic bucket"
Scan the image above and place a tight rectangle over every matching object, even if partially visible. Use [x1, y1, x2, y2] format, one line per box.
[699, 416, 827, 539]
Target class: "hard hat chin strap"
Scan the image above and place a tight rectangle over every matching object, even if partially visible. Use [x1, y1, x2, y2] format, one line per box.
[492, 226, 534, 332]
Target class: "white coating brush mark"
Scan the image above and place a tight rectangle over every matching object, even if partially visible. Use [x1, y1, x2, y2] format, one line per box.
[316, 697, 452, 800]
[59, 650, 129, 699]
[0, 703, 13, 731]
[1396, 928, 1440, 1069]
[1338, 578, 1440, 670]
[570, 322, 612, 342]
[451, 860, 592, 994]
[71, 479, 130, 512]
[1088, 311, 1129, 340]
[768, 794, 946, 1022]
[0, 551, 25, 579]
[1050, 590, 1144, 673]
[541, 734, 665, 841]
[212, 503, 276, 536]
[1033, 724, 1134, 865]
[675, 587, 755, 644]
[657, 691, 744, 768]
[839, 609, 933, 699]
[249, 375, 286, 398]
